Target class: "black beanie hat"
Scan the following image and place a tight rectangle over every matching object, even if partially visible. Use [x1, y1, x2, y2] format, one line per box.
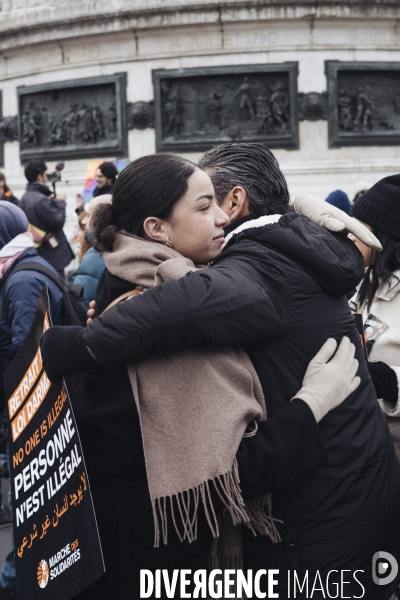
[351, 173, 400, 241]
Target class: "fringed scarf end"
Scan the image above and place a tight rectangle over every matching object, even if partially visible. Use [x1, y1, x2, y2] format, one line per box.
[152, 458, 280, 547]
[244, 495, 282, 543]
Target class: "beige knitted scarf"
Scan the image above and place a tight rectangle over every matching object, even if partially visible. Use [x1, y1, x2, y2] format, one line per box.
[103, 232, 280, 548]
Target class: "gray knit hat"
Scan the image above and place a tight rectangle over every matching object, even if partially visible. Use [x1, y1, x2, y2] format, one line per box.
[351, 174, 400, 241]
[0, 200, 28, 249]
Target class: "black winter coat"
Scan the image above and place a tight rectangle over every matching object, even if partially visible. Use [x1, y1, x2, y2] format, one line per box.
[0, 191, 19, 205]
[69, 271, 328, 599]
[84, 213, 400, 600]
[92, 184, 114, 197]
[71, 270, 214, 600]
[19, 182, 74, 271]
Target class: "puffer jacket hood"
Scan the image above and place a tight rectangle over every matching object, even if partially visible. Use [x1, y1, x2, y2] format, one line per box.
[0, 201, 28, 249]
[221, 212, 364, 296]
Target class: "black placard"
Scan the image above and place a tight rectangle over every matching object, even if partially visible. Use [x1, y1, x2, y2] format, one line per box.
[4, 287, 104, 600]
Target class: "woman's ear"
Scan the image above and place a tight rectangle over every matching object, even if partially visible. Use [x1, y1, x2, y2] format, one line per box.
[142, 217, 167, 242]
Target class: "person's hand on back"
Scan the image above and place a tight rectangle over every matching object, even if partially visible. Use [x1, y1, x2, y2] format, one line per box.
[292, 337, 360, 423]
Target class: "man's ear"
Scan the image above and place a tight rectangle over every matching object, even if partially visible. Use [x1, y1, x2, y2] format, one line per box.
[142, 217, 167, 242]
[220, 186, 251, 222]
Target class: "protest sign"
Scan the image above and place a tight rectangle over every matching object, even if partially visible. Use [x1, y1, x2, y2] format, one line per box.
[4, 287, 104, 600]
[364, 313, 389, 357]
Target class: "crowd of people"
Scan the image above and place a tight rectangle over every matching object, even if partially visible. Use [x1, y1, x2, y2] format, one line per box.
[0, 145, 400, 599]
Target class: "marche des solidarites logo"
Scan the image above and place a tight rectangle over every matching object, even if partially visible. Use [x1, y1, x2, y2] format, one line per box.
[37, 559, 50, 589]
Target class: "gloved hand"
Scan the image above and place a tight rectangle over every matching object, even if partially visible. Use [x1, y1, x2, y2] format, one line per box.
[40, 326, 97, 383]
[293, 193, 382, 251]
[368, 361, 399, 407]
[292, 337, 360, 423]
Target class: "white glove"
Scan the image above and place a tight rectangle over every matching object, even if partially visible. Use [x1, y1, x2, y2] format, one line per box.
[293, 193, 382, 251]
[292, 337, 360, 423]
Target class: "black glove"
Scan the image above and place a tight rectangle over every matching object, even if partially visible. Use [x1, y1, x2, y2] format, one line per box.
[368, 361, 399, 407]
[40, 326, 97, 383]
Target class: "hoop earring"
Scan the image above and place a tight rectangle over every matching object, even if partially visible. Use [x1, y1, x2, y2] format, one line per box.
[162, 238, 173, 249]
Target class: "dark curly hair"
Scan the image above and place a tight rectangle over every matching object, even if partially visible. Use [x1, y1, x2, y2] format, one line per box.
[98, 162, 119, 184]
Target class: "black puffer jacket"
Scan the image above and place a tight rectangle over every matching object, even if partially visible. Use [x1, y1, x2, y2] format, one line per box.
[84, 213, 400, 599]
[19, 182, 74, 271]
[68, 265, 331, 600]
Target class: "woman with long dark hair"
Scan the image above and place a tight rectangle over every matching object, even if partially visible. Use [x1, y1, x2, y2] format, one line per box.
[350, 174, 400, 459]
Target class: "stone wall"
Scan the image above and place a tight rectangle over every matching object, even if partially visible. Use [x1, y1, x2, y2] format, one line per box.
[1, 0, 400, 231]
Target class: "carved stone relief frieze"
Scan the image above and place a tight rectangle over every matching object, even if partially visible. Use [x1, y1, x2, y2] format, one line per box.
[18, 73, 127, 161]
[326, 61, 400, 147]
[152, 64, 299, 152]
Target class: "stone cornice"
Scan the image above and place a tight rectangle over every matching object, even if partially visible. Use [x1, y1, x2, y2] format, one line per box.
[0, 0, 399, 52]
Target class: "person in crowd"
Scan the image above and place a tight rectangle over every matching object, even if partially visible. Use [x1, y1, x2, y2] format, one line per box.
[76, 162, 118, 215]
[92, 162, 118, 197]
[325, 188, 351, 214]
[19, 161, 74, 278]
[71, 195, 109, 301]
[76, 212, 90, 261]
[65, 212, 89, 288]
[40, 153, 361, 600]
[0, 201, 64, 599]
[349, 174, 400, 461]
[42, 144, 400, 599]
[0, 173, 18, 206]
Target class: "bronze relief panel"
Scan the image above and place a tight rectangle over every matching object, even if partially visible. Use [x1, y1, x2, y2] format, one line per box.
[326, 61, 400, 147]
[153, 64, 299, 152]
[17, 73, 127, 161]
